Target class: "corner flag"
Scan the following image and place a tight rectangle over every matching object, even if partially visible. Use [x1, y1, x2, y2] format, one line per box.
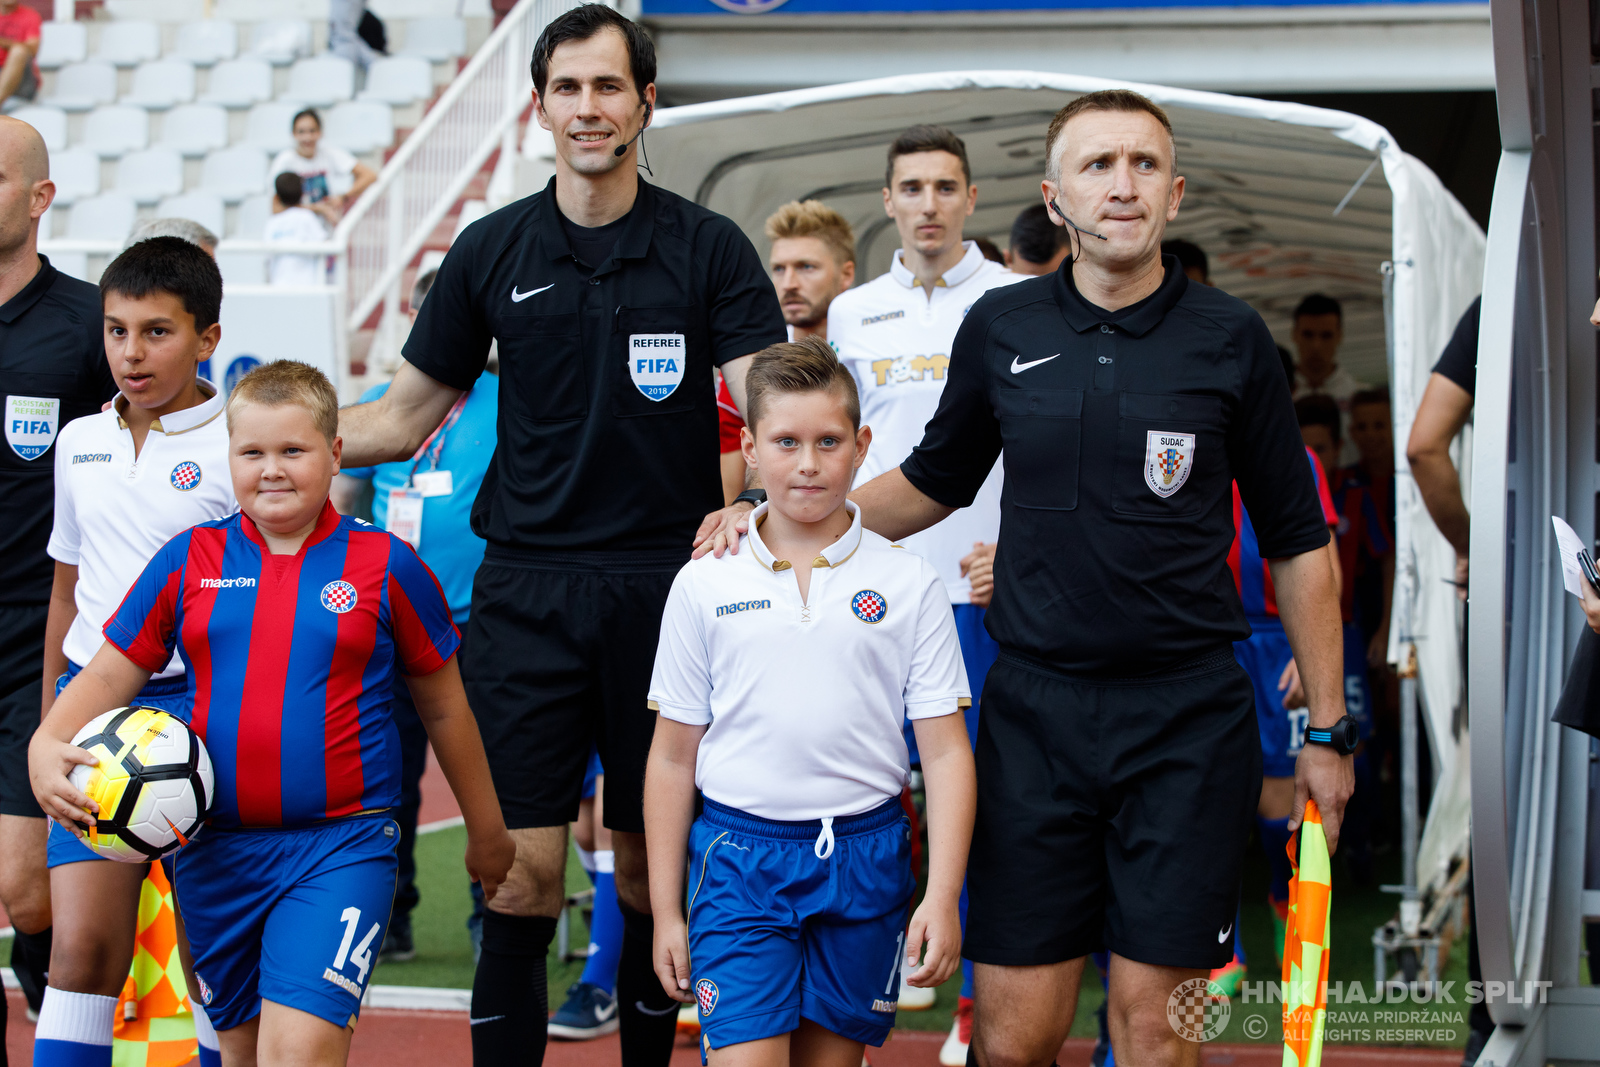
[1282, 799, 1331, 1067]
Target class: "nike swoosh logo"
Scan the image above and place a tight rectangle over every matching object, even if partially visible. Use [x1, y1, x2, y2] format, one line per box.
[510, 283, 554, 302]
[594, 1000, 617, 1022]
[1217, 924, 1233, 943]
[1010, 353, 1060, 374]
[469, 1015, 506, 1026]
[634, 1001, 679, 1016]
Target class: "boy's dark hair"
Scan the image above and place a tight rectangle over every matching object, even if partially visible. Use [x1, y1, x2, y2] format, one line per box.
[275, 171, 304, 207]
[291, 108, 321, 131]
[886, 124, 970, 189]
[973, 236, 1004, 264]
[100, 236, 223, 332]
[1350, 386, 1391, 410]
[531, 4, 655, 100]
[1010, 203, 1068, 265]
[1162, 237, 1208, 281]
[746, 336, 860, 432]
[1294, 394, 1343, 444]
[1293, 292, 1342, 322]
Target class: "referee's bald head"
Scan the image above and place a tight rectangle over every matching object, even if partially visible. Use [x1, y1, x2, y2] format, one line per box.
[0, 115, 49, 187]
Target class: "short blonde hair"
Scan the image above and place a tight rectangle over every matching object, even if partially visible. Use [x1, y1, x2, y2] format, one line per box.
[764, 200, 856, 268]
[745, 335, 859, 431]
[225, 360, 339, 444]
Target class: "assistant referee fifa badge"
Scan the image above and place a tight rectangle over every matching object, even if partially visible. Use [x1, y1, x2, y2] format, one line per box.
[1144, 431, 1195, 498]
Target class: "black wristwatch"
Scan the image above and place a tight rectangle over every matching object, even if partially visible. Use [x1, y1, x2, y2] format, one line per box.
[1305, 714, 1361, 755]
[733, 489, 767, 508]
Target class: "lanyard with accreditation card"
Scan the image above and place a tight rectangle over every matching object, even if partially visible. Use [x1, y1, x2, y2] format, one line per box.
[387, 391, 468, 549]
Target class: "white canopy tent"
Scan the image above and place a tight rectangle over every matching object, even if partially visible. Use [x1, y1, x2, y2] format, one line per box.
[614, 71, 1484, 901]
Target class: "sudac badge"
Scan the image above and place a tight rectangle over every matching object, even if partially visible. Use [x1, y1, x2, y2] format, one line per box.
[629, 333, 686, 402]
[6, 394, 60, 461]
[1144, 431, 1195, 498]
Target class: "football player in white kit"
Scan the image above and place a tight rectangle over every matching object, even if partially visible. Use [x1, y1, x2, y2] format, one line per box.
[826, 125, 1023, 1064]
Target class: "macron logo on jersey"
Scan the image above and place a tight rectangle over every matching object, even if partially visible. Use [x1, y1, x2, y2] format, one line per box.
[860, 310, 905, 327]
[715, 599, 771, 618]
[72, 453, 113, 464]
[199, 577, 256, 589]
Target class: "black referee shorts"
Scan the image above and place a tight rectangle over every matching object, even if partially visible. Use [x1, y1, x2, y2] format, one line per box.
[965, 647, 1261, 971]
[0, 604, 48, 819]
[462, 550, 681, 835]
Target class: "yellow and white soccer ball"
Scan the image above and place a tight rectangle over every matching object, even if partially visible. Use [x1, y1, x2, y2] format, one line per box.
[68, 706, 213, 862]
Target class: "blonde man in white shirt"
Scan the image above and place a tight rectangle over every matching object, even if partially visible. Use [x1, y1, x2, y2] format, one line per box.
[825, 124, 1022, 1056]
[644, 338, 975, 1067]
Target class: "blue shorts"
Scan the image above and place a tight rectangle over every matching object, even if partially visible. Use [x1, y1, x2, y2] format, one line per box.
[48, 663, 191, 868]
[172, 814, 400, 1031]
[1233, 618, 1305, 778]
[687, 797, 913, 1057]
[581, 748, 603, 801]
[906, 603, 995, 762]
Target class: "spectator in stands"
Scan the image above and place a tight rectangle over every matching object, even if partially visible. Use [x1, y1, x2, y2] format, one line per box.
[332, 265, 499, 967]
[126, 219, 218, 256]
[1163, 236, 1210, 284]
[1004, 203, 1070, 275]
[264, 172, 330, 287]
[0, 0, 40, 110]
[270, 109, 377, 226]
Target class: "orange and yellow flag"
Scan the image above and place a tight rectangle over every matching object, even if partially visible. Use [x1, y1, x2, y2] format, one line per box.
[112, 864, 197, 1067]
[1282, 799, 1331, 1067]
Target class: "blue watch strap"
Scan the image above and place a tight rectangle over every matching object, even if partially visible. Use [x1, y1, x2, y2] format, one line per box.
[1307, 728, 1333, 744]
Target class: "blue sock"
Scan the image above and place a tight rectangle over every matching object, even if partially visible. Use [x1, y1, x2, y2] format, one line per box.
[1259, 815, 1294, 906]
[1232, 905, 1246, 966]
[192, 1003, 222, 1067]
[580, 851, 623, 995]
[958, 879, 973, 998]
[33, 988, 116, 1067]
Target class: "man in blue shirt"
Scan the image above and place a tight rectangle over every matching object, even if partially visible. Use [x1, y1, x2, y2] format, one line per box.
[334, 267, 498, 960]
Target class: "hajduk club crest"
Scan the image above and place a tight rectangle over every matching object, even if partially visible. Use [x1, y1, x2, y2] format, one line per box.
[1143, 431, 1195, 499]
[695, 978, 719, 1016]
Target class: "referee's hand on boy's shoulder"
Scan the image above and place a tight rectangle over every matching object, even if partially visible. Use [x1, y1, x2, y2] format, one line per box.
[692, 498, 757, 559]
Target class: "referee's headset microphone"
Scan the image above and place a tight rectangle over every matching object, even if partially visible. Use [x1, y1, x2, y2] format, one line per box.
[613, 102, 654, 174]
[1048, 198, 1107, 263]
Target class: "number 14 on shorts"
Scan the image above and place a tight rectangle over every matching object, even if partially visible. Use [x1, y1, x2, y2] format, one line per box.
[323, 906, 381, 997]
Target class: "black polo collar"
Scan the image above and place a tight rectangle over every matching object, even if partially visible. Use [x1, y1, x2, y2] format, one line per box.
[0, 255, 58, 326]
[1052, 253, 1188, 339]
[537, 176, 658, 275]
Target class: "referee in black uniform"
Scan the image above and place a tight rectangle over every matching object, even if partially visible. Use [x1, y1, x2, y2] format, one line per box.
[337, 8, 785, 1067]
[848, 92, 1354, 1067]
[0, 116, 118, 1032]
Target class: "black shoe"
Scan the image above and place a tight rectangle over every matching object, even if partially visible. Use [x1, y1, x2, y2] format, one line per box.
[378, 926, 416, 963]
[548, 982, 620, 1040]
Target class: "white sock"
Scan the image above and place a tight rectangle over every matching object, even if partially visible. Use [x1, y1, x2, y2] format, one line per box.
[192, 1002, 220, 1050]
[34, 988, 116, 1066]
[594, 849, 615, 874]
[575, 845, 596, 876]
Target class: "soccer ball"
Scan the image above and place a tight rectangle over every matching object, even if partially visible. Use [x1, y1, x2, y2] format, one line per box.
[67, 706, 213, 862]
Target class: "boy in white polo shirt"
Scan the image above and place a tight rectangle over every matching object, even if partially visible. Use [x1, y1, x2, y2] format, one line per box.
[35, 236, 234, 1067]
[644, 337, 976, 1065]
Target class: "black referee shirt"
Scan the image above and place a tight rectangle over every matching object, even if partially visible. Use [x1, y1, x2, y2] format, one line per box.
[1431, 295, 1480, 398]
[901, 256, 1330, 675]
[404, 177, 785, 556]
[1, 256, 115, 606]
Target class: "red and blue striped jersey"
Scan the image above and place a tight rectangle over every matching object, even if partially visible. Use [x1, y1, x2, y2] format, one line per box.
[1330, 467, 1393, 624]
[1230, 448, 1338, 619]
[103, 501, 459, 829]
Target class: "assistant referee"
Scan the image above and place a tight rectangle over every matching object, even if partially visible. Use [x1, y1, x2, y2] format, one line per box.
[337, 8, 785, 1067]
[850, 91, 1354, 1067]
[0, 116, 117, 1028]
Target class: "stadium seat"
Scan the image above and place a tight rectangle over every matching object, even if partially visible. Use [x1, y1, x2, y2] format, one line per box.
[201, 145, 269, 202]
[172, 20, 237, 66]
[36, 21, 87, 70]
[12, 105, 66, 151]
[50, 252, 89, 280]
[216, 251, 265, 285]
[244, 102, 300, 153]
[358, 56, 431, 106]
[43, 61, 117, 111]
[234, 192, 273, 238]
[399, 17, 466, 63]
[198, 58, 273, 108]
[66, 192, 137, 240]
[157, 103, 228, 156]
[245, 20, 311, 65]
[324, 102, 393, 155]
[123, 60, 196, 109]
[116, 148, 185, 205]
[92, 21, 161, 68]
[48, 147, 100, 205]
[283, 56, 355, 108]
[156, 191, 226, 236]
[83, 105, 150, 158]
